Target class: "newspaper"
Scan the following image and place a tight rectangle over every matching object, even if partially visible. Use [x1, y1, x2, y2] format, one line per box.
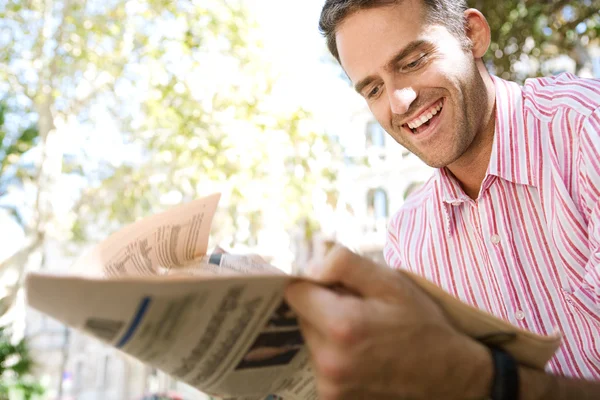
[25, 194, 563, 399]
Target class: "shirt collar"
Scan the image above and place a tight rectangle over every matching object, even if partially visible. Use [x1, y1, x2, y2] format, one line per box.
[436, 75, 537, 206]
[486, 75, 537, 188]
[434, 75, 539, 237]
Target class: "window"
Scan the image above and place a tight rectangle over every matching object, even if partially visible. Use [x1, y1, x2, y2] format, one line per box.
[403, 181, 424, 200]
[365, 121, 385, 148]
[593, 55, 600, 78]
[367, 188, 389, 220]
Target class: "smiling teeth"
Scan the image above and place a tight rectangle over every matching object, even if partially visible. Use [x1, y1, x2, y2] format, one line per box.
[408, 102, 443, 129]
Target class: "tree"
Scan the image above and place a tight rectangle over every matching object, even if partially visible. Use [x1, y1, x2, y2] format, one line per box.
[0, 326, 44, 400]
[0, 101, 39, 228]
[0, 0, 144, 310]
[0, 100, 42, 313]
[470, 0, 600, 81]
[71, 0, 341, 257]
[1, 0, 340, 285]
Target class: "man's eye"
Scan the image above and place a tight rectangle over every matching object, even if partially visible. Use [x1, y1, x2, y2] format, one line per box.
[404, 53, 427, 70]
[367, 86, 381, 99]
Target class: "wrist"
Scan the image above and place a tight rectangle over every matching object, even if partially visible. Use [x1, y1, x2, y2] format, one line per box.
[445, 335, 494, 400]
[455, 338, 494, 400]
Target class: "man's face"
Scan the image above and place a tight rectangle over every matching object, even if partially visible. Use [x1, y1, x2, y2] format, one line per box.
[336, 0, 488, 168]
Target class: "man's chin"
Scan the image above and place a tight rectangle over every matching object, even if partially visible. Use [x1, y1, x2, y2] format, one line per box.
[397, 140, 457, 169]
[414, 153, 452, 169]
[424, 160, 451, 169]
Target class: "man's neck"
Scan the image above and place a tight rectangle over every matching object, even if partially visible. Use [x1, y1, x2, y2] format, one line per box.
[447, 68, 496, 200]
[448, 115, 495, 199]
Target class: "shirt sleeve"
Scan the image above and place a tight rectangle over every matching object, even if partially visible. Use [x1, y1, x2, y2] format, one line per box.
[576, 105, 600, 314]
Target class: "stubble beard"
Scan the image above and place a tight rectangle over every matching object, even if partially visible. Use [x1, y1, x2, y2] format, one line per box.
[388, 106, 471, 169]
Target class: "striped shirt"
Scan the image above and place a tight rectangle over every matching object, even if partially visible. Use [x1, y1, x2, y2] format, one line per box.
[384, 73, 600, 379]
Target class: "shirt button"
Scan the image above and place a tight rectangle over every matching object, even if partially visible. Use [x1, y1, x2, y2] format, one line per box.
[515, 310, 525, 321]
[491, 234, 501, 244]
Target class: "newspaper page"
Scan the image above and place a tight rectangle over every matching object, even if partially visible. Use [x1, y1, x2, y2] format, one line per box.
[27, 191, 316, 399]
[170, 253, 285, 277]
[26, 271, 314, 399]
[72, 193, 221, 277]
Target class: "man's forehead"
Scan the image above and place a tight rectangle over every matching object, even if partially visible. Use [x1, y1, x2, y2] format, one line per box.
[336, 3, 425, 83]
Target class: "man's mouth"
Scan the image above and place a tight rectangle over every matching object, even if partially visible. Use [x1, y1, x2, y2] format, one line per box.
[405, 100, 444, 135]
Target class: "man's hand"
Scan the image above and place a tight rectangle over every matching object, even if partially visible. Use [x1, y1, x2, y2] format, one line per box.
[285, 247, 492, 400]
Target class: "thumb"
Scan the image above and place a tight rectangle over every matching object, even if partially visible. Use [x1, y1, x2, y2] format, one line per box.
[314, 246, 405, 298]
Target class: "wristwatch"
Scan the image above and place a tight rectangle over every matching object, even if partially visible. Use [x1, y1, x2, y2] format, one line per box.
[488, 346, 520, 400]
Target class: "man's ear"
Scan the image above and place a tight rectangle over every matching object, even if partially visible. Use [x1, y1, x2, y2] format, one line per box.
[464, 9, 491, 59]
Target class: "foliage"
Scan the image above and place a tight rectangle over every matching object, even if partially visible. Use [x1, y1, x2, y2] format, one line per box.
[0, 326, 44, 400]
[470, 0, 600, 81]
[0, 0, 143, 261]
[0, 102, 39, 228]
[72, 0, 341, 248]
[2, 0, 341, 261]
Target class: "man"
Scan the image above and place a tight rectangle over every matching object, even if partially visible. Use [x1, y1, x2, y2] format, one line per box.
[284, 0, 600, 399]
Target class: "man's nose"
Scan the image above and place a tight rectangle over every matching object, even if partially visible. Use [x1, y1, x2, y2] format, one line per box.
[388, 87, 417, 116]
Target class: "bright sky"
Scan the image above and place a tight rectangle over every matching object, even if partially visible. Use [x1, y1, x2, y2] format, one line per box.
[0, 0, 366, 261]
[248, 0, 364, 130]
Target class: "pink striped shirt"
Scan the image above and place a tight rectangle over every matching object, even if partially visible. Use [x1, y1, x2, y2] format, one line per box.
[384, 73, 600, 379]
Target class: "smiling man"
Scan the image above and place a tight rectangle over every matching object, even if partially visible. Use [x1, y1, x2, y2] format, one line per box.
[338, 1, 493, 185]
[284, 0, 600, 399]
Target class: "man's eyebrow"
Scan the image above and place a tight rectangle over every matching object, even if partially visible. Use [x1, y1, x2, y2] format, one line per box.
[384, 40, 429, 72]
[353, 39, 430, 95]
[354, 76, 376, 95]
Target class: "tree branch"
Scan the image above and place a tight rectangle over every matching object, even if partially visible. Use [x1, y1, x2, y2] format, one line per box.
[48, 0, 71, 84]
[6, 73, 35, 102]
[0, 236, 44, 320]
[547, 0, 571, 16]
[557, 4, 600, 36]
[65, 79, 115, 118]
[33, 0, 53, 68]
[0, 235, 43, 274]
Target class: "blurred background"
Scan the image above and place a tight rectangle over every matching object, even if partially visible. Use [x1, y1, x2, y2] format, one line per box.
[0, 0, 599, 398]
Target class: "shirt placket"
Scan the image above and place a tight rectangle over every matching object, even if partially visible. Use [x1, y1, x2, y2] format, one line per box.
[475, 197, 525, 326]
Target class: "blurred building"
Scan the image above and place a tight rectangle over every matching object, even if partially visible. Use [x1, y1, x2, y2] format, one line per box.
[315, 109, 433, 264]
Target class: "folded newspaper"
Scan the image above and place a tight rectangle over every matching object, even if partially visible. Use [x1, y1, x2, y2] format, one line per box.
[25, 194, 562, 399]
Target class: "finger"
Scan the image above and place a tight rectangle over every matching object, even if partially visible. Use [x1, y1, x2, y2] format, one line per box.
[297, 316, 326, 356]
[297, 316, 358, 392]
[314, 246, 407, 299]
[302, 240, 342, 277]
[285, 281, 363, 339]
[297, 316, 331, 378]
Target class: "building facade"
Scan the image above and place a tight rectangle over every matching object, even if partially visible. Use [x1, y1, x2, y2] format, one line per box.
[319, 109, 433, 263]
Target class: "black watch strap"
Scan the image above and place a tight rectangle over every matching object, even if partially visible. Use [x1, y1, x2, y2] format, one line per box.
[489, 346, 520, 400]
